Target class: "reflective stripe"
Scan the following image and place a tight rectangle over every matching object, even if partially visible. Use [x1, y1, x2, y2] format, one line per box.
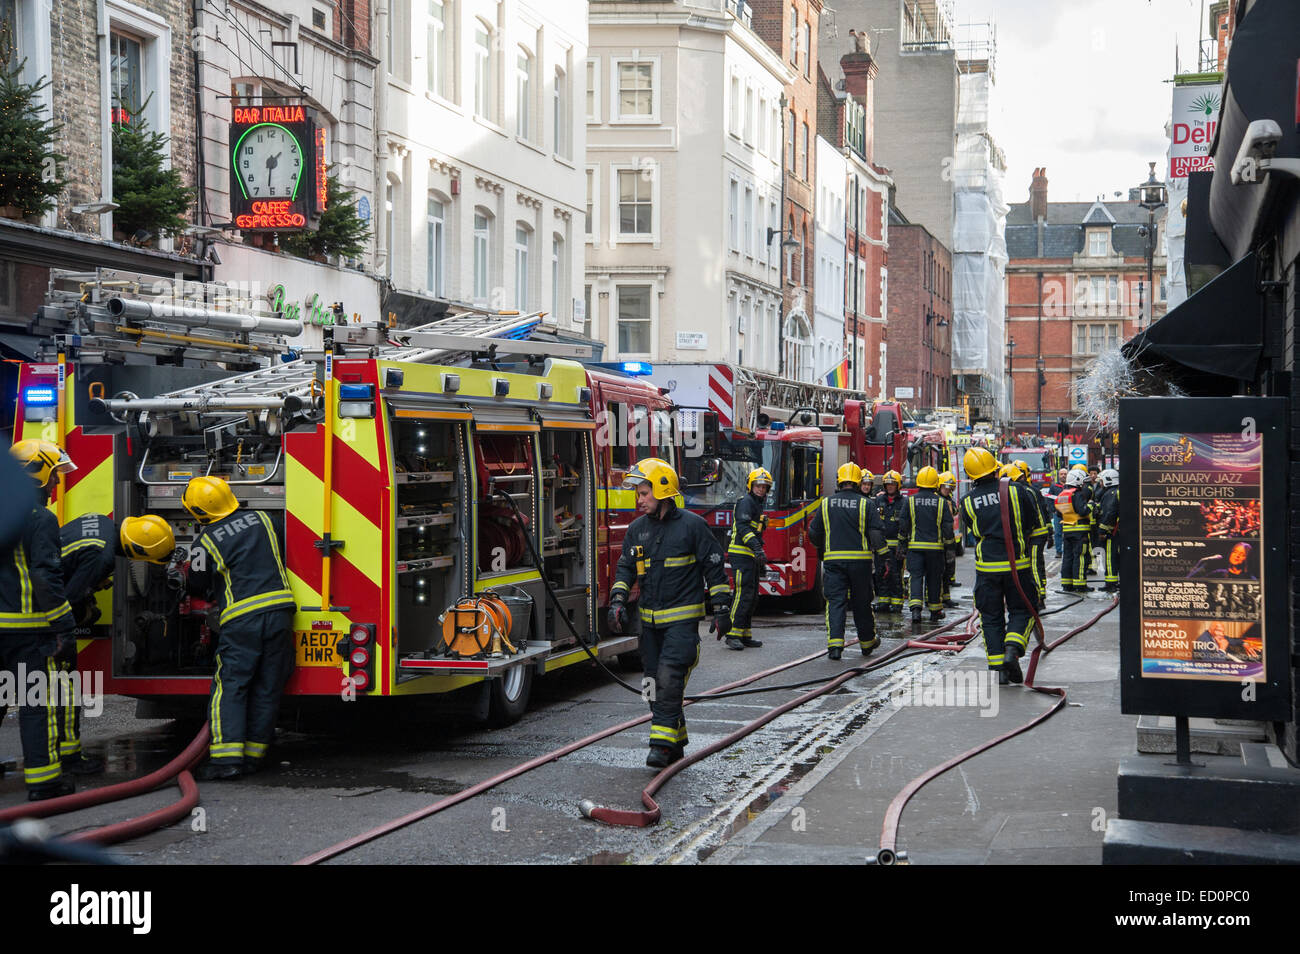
[44, 602, 72, 623]
[730, 569, 744, 621]
[219, 589, 296, 626]
[60, 537, 107, 558]
[639, 603, 705, 624]
[17, 542, 33, 613]
[908, 541, 944, 551]
[974, 557, 1031, 572]
[610, 580, 630, 595]
[244, 741, 268, 757]
[824, 550, 872, 561]
[210, 653, 225, 747]
[257, 511, 293, 590]
[25, 762, 62, 784]
[0, 612, 52, 628]
[210, 742, 245, 760]
[728, 543, 755, 556]
[201, 536, 235, 615]
[1006, 631, 1027, 649]
[708, 583, 731, 598]
[649, 725, 679, 744]
[662, 555, 697, 567]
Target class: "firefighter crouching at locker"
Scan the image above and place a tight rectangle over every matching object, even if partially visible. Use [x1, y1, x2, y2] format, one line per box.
[1057, 468, 1093, 593]
[961, 447, 1041, 685]
[183, 476, 295, 780]
[873, 470, 909, 613]
[1, 440, 77, 800]
[608, 459, 732, 769]
[810, 463, 887, 661]
[938, 471, 961, 609]
[905, 466, 954, 625]
[725, 467, 771, 651]
[55, 512, 176, 775]
[1096, 468, 1120, 593]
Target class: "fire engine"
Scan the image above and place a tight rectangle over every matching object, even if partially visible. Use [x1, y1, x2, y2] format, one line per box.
[13, 270, 683, 725]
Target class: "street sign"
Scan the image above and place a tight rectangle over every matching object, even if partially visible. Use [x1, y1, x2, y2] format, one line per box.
[1066, 444, 1088, 466]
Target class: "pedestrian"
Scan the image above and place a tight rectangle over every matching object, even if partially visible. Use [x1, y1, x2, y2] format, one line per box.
[905, 466, 954, 624]
[1, 440, 77, 800]
[1095, 468, 1120, 592]
[609, 458, 732, 769]
[183, 476, 296, 780]
[1056, 468, 1093, 593]
[960, 447, 1042, 684]
[938, 471, 961, 608]
[810, 463, 887, 660]
[725, 466, 771, 650]
[872, 469, 909, 613]
[55, 512, 175, 774]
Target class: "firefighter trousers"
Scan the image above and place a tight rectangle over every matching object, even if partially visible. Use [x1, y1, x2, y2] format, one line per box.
[907, 550, 945, 613]
[874, 550, 906, 609]
[1103, 534, 1118, 584]
[974, 569, 1037, 669]
[824, 562, 875, 648]
[942, 546, 957, 601]
[1061, 532, 1090, 588]
[728, 555, 760, 640]
[641, 621, 700, 751]
[1033, 542, 1047, 600]
[0, 633, 63, 787]
[208, 608, 293, 765]
[54, 638, 83, 759]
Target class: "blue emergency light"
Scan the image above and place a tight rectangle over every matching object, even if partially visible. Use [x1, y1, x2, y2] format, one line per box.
[339, 384, 374, 400]
[619, 361, 653, 376]
[770, 422, 786, 431]
[24, 386, 56, 406]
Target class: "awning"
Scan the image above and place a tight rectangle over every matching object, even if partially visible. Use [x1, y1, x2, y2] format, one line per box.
[1122, 250, 1261, 382]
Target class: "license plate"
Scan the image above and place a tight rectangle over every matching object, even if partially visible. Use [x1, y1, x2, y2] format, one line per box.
[295, 630, 341, 667]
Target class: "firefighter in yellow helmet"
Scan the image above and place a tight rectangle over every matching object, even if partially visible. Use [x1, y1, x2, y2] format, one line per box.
[1003, 461, 1051, 608]
[609, 458, 731, 769]
[51, 512, 176, 776]
[872, 469, 909, 613]
[937, 471, 961, 608]
[961, 447, 1045, 684]
[725, 466, 771, 651]
[904, 466, 954, 624]
[810, 462, 887, 660]
[1, 440, 77, 800]
[182, 475, 295, 779]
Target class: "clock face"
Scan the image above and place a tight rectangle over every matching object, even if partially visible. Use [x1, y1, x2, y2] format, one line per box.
[234, 123, 304, 200]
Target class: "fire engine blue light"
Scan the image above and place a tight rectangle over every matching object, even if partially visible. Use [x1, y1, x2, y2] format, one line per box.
[770, 422, 786, 431]
[24, 387, 56, 406]
[619, 361, 653, 376]
[339, 384, 374, 400]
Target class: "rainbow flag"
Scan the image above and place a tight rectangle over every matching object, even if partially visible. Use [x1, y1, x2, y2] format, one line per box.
[825, 358, 850, 388]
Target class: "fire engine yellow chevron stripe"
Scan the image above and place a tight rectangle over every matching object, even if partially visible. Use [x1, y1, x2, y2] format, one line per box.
[284, 453, 383, 585]
[335, 402, 382, 471]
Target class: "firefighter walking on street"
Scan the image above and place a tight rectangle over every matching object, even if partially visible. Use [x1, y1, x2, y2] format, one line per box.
[1057, 468, 1093, 593]
[905, 466, 954, 625]
[183, 476, 296, 780]
[961, 447, 1043, 685]
[873, 470, 909, 613]
[1096, 468, 1120, 593]
[725, 467, 771, 650]
[1, 440, 78, 800]
[938, 471, 961, 608]
[810, 463, 887, 660]
[608, 459, 732, 769]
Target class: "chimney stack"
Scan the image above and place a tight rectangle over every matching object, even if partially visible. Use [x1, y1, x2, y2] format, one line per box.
[1030, 167, 1048, 222]
[841, 43, 879, 161]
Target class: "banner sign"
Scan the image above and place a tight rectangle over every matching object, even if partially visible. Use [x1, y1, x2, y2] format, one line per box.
[1120, 397, 1288, 720]
[1169, 83, 1219, 180]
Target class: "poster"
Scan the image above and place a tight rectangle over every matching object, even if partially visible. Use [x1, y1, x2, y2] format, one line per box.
[1169, 83, 1219, 180]
[1138, 432, 1263, 681]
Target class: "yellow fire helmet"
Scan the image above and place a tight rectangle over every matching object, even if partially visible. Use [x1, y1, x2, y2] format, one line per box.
[1014, 460, 1032, 481]
[623, 457, 680, 500]
[120, 514, 177, 564]
[836, 462, 863, 486]
[10, 439, 76, 486]
[860, 469, 875, 486]
[916, 466, 940, 489]
[938, 470, 956, 488]
[963, 446, 999, 480]
[182, 475, 239, 524]
[883, 470, 902, 486]
[747, 467, 774, 493]
[1071, 463, 1088, 473]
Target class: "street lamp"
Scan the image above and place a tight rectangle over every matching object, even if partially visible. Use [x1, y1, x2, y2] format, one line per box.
[1006, 336, 1016, 433]
[1136, 161, 1167, 330]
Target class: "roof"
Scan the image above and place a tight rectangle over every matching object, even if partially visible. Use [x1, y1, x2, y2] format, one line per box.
[1006, 196, 1155, 260]
[1006, 198, 1153, 226]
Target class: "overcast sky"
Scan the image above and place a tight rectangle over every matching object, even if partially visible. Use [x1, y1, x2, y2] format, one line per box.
[955, 0, 1210, 205]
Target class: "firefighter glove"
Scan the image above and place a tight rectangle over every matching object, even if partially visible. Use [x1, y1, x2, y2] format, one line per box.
[608, 601, 628, 635]
[710, 608, 732, 640]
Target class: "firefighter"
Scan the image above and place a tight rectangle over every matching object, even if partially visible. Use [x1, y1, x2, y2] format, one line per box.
[1047, 468, 1068, 557]
[1, 440, 77, 800]
[1004, 462, 1051, 609]
[1057, 468, 1093, 593]
[608, 458, 731, 769]
[726, 466, 771, 650]
[1095, 468, 1120, 592]
[872, 470, 909, 613]
[1077, 464, 1098, 577]
[905, 466, 954, 624]
[810, 463, 887, 660]
[938, 471, 961, 608]
[53, 512, 176, 774]
[183, 476, 296, 780]
[960, 447, 1042, 685]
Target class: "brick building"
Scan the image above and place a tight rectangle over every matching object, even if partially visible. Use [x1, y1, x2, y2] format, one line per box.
[887, 212, 952, 410]
[1004, 168, 1167, 436]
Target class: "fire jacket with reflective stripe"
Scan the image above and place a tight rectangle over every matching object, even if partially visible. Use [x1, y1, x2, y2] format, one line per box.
[940, 494, 959, 550]
[1034, 486, 1056, 531]
[1097, 486, 1120, 534]
[960, 477, 1040, 573]
[191, 509, 294, 626]
[874, 491, 910, 547]
[809, 489, 887, 562]
[60, 513, 118, 608]
[611, 504, 730, 626]
[1056, 487, 1092, 531]
[728, 493, 766, 558]
[905, 489, 954, 551]
[0, 504, 74, 635]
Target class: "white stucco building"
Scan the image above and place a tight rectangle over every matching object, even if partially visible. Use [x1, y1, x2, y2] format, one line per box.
[585, 0, 793, 367]
[813, 135, 846, 383]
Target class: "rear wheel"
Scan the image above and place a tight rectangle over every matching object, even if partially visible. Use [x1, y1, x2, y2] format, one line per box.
[487, 664, 533, 727]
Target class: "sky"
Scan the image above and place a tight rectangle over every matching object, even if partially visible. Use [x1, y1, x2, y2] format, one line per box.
[954, 0, 1212, 205]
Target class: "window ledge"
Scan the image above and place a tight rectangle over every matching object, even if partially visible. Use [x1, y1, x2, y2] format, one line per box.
[610, 116, 659, 125]
[473, 114, 507, 136]
[518, 136, 547, 155]
[424, 90, 462, 113]
[553, 154, 576, 169]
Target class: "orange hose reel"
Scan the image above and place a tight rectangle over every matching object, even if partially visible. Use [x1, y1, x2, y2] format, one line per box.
[441, 594, 518, 658]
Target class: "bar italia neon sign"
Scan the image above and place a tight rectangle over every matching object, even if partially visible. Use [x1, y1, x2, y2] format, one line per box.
[229, 104, 326, 231]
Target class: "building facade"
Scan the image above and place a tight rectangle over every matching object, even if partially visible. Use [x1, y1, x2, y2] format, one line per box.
[813, 134, 845, 382]
[886, 215, 952, 410]
[586, 0, 791, 367]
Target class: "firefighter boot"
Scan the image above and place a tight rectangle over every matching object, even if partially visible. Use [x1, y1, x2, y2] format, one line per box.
[1002, 643, 1024, 685]
[28, 776, 76, 802]
[725, 637, 745, 651]
[740, 636, 763, 648]
[828, 647, 842, 661]
[646, 744, 683, 769]
[197, 761, 244, 781]
[911, 607, 923, 626]
[62, 753, 105, 776]
[930, 610, 945, 623]
[859, 636, 881, 657]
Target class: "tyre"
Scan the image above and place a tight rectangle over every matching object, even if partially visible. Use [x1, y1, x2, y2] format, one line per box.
[487, 664, 534, 727]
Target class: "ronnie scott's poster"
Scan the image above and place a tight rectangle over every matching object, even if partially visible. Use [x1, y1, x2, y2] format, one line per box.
[1138, 432, 1263, 681]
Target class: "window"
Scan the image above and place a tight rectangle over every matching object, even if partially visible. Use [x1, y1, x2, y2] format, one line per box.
[110, 31, 142, 121]
[743, 186, 753, 257]
[516, 50, 532, 139]
[427, 0, 446, 98]
[1074, 322, 1120, 355]
[767, 198, 778, 268]
[728, 179, 738, 251]
[551, 234, 564, 318]
[585, 167, 597, 241]
[1088, 230, 1108, 256]
[474, 23, 492, 120]
[583, 283, 592, 339]
[788, 109, 796, 171]
[729, 74, 740, 136]
[473, 210, 492, 302]
[617, 284, 652, 355]
[2, 0, 19, 70]
[800, 122, 809, 180]
[554, 65, 570, 158]
[803, 22, 811, 78]
[313, 7, 326, 30]
[426, 197, 445, 296]
[385, 182, 395, 279]
[1108, 274, 1118, 306]
[585, 57, 600, 122]
[770, 104, 780, 157]
[743, 84, 754, 143]
[1090, 276, 1105, 314]
[618, 168, 652, 236]
[616, 60, 654, 120]
[514, 225, 531, 309]
[789, 5, 798, 64]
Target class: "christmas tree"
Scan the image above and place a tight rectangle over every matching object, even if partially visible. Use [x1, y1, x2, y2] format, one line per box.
[280, 174, 370, 261]
[0, 58, 68, 216]
[112, 103, 194, 241]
